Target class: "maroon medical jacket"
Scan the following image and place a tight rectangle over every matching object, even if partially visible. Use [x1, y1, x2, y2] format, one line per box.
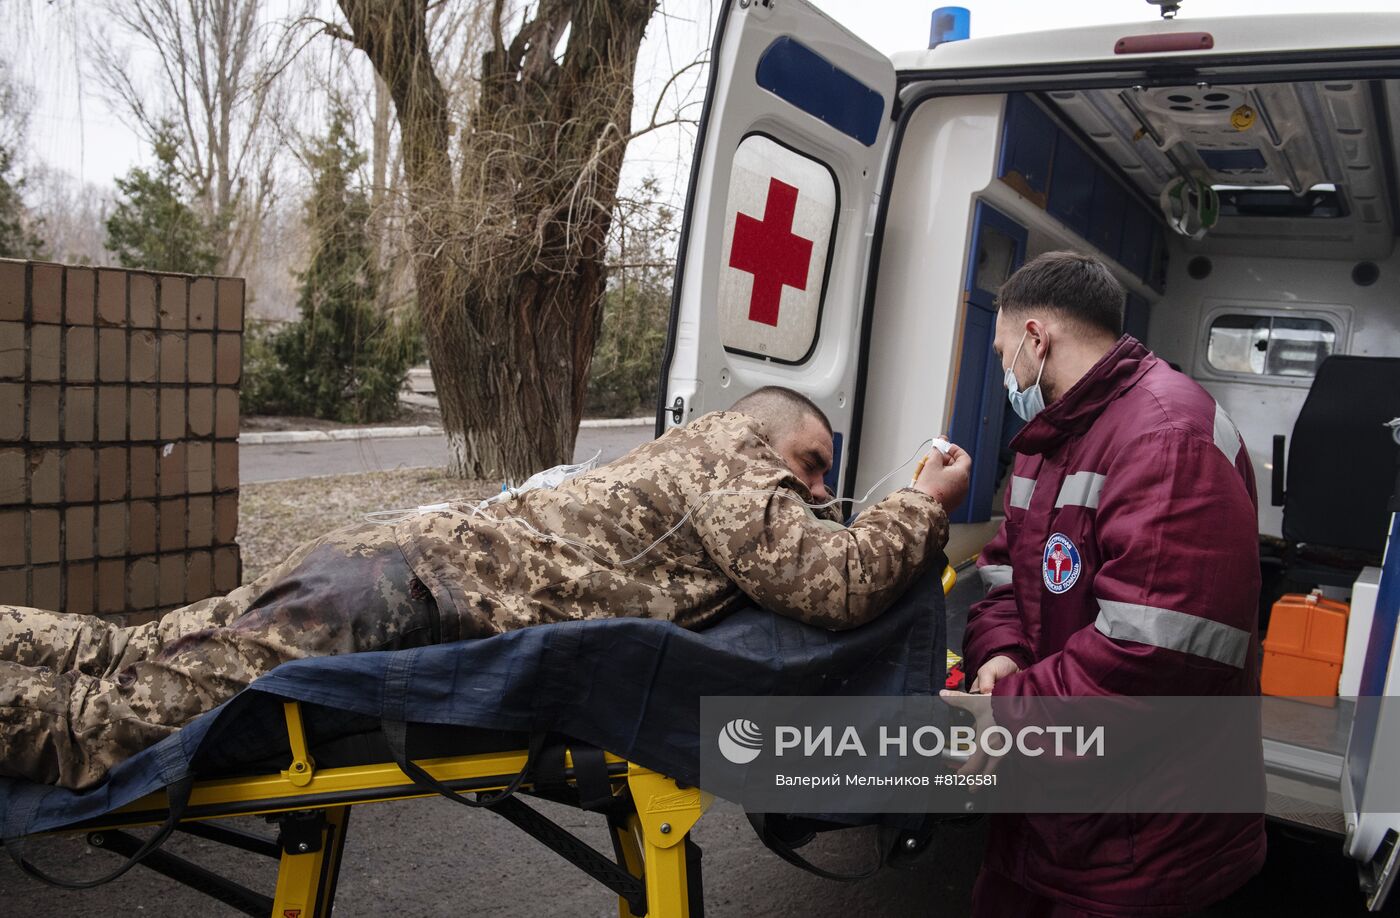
[966, 336, 1266, 914]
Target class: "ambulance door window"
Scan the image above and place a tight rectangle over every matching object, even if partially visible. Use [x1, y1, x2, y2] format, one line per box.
[949, 203, 1028, 523]
[1207, 314, 1270, 374]
[1205, 312, 1337, 380]
[718, 133, 838, 365]
[1267, 317, 1337, 376]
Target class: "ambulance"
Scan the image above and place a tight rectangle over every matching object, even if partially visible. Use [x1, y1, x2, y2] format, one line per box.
[656, 0, 1400, 907]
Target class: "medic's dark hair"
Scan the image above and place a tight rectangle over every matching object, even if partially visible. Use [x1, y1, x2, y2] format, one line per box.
[731, 386, 832, 438]
[996, 250, 1125, 337]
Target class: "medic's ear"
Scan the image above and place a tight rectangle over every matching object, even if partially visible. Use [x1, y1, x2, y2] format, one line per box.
[1024, 317, 1050, 355]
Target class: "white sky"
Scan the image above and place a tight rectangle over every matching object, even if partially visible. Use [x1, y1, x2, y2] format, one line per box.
[14, 0, 1400, 196]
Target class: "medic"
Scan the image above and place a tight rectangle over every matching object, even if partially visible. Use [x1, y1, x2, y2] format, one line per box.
[952, 251, 1265, 915]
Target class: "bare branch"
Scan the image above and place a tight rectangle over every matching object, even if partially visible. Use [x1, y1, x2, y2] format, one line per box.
[641, 55, 707, 138]
[90, 0, 303, 274]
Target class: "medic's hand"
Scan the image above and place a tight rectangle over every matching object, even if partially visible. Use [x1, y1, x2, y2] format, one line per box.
[914, 438, 972, 511]
[939, 689, 1001, 781]
[972, 654, 1021, 695]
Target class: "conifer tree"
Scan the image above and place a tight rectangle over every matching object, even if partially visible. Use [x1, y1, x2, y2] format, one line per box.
[0, 145, 45, 259]
[106, 126, 221, 274]
[0, 63, 45, 260]
[247, 104, 414, 423]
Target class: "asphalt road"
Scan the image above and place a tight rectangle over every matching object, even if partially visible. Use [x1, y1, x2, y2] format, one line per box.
[240, 425, 655, 484]
[4, 797, 1391, 916]
[0, 800, 980, 917]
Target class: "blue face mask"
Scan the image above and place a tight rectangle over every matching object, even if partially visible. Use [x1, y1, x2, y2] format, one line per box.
[1005, 331, 1048, 422]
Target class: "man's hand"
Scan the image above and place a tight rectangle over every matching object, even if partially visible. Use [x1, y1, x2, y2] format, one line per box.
[914, 438, 972, 511]
[972, 654, 1021, 695]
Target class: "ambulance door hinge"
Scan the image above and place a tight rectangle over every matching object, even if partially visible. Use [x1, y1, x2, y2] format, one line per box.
[274, 810, 327, 856]
[671, 396, 685, 425]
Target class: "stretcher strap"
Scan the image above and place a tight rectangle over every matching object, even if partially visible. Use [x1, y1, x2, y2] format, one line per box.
[5, 775, 194, 890]
[381, 718, 546, 808]
[570, 746, 615, 811]
[534, 742, 615, 812]
[379, 645, 549, 808]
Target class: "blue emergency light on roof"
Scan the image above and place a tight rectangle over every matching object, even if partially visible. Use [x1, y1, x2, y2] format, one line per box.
[929, 7, 970, 48]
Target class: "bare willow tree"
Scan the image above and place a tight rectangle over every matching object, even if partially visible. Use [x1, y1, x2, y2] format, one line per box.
[90, 0, 301, 275]
[330, 0, 659, 479]
[374, 2, 490, 315]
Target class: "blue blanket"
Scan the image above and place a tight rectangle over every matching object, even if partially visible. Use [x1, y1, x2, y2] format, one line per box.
[1, 563, 944, 841]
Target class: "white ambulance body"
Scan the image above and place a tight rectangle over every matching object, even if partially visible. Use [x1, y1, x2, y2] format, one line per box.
[657, 1, 1400, 907]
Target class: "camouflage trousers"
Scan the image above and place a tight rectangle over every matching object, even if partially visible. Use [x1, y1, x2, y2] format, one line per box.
[0, 524, 438, 790]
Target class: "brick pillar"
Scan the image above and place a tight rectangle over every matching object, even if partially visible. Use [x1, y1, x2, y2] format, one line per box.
[0, 259, 244, 624]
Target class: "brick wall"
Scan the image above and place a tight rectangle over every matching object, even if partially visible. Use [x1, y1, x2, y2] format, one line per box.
[0, 259, 243, 624]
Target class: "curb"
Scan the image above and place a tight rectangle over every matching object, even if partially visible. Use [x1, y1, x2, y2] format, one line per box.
[239, 417, 653, 445]
[579, 416, 654, 429]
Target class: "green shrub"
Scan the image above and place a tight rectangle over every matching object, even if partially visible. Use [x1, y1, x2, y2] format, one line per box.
[585, 280, 669, 418]
[585, 185, 675, 418]
[239, 320, 286, 416]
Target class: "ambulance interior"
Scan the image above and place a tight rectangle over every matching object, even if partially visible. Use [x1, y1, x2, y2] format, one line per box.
[860, 79, 1400, 589]
[854, 78, 1400, 826]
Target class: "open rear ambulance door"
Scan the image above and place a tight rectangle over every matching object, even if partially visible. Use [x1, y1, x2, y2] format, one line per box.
[655, 0, 895, 497]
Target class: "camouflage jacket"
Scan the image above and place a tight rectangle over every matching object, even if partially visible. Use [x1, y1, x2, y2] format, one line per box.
[393, 411, 949, 641]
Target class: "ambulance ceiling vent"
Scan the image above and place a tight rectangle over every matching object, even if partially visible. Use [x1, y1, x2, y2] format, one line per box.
[1145, 86, 1248, 116]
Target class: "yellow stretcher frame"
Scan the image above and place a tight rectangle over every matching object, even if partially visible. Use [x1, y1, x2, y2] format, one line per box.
[53, 700, 712, 918]
[38, 566, 958, 917]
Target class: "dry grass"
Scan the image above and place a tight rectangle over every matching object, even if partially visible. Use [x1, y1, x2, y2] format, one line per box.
[237, 467, 496, 582]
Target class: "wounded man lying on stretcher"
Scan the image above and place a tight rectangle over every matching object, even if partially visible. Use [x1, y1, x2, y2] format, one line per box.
[0, 386, 971, 790]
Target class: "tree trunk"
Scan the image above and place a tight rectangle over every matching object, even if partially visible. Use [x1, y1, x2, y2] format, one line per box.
[426, 253, 609, 478]
[338, 0, 656, 480]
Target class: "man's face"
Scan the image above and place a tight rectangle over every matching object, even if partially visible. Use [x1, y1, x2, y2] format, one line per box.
[775, 414, 834, 503]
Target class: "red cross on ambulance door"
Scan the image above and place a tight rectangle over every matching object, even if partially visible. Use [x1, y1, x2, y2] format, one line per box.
[718, 135, 836, 364]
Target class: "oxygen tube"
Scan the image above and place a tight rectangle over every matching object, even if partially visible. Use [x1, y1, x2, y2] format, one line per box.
[365, 437, 941, 568]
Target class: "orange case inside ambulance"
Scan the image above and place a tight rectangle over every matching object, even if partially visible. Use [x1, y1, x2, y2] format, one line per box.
[1261, 591, 1350, 704]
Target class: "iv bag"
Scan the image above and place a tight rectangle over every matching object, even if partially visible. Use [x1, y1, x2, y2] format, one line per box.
[479, 452, 602, 508]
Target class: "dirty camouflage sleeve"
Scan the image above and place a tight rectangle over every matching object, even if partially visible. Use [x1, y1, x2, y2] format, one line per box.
[689, 467, 949, 630]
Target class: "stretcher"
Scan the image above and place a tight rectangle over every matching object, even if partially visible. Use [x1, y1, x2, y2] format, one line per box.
[2, 564, 952, 917]
[33, 703, 710, 917]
